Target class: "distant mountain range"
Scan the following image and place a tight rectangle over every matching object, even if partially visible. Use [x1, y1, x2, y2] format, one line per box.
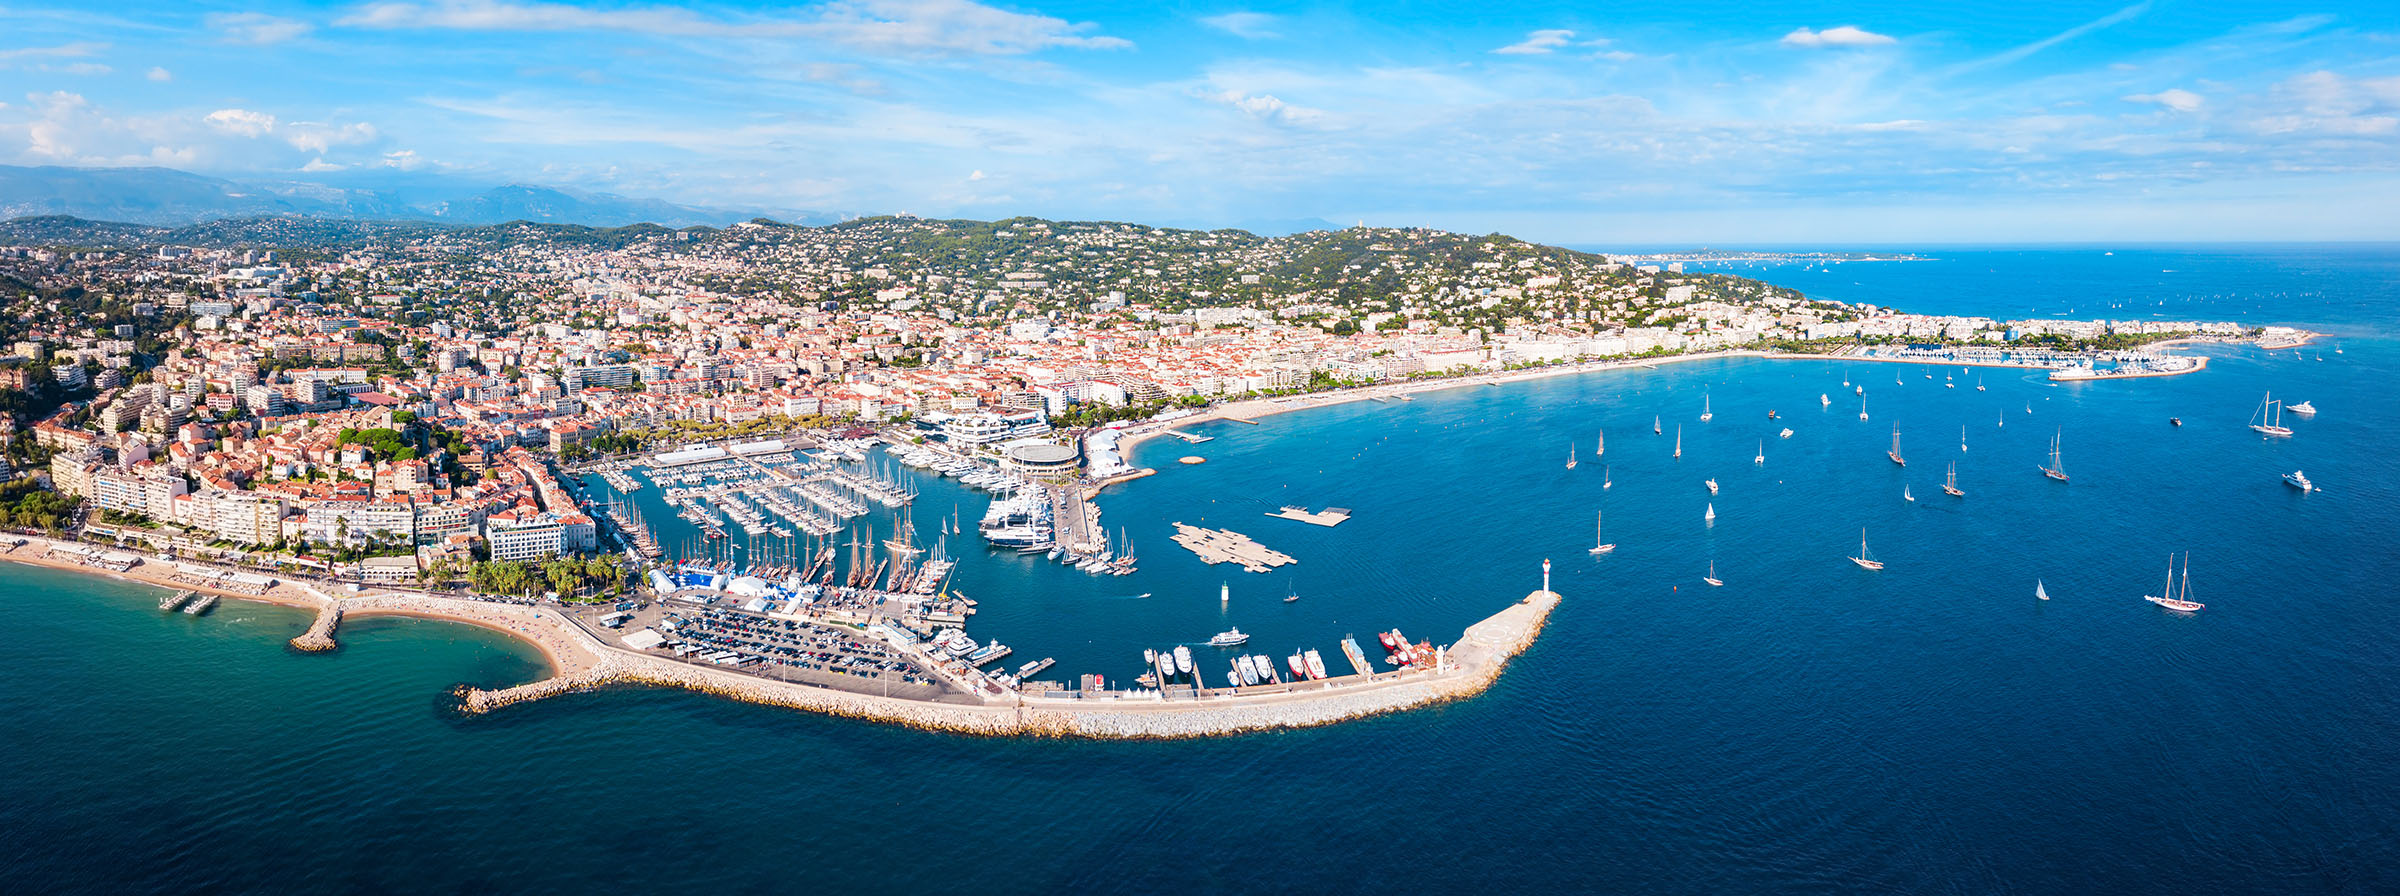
[0, 165, 837, 228]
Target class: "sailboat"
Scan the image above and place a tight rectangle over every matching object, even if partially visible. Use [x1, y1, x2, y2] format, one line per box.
[2035, 579, 2048, 601]
[1673, 426, 1682, 459]
[1566, 441, 1578, 469]
[1850, 529, 1884, 570]
[1603, 465, 1612, 489]
[1654, 415, 1662, 434]
[1960, 426, 1968, 452]
[1703, 560, 1723, 587]
[1942, 462, 1965, 497]
[1704, 502, 1716, 523]
[1755, 440, 1765, 465]
[1998, 410, 2004, 429]
[1903, 484, 1915, 502]
[1700, 393, 1713, 422]
[1589, 511, 1616, 556]
[2041, 428, 2069, 481]
[1976, 376, 1987, 392]
[1596, 428, 1605, 457]
[1705, 478, 1719, 495]
[2248, 392, 2293, 437]
[1859, 396, 1869, 422]
[2144, 553, 2204, 612]
[1284, 583, 1299, 603]
[1821, 393, 1831, 407]
[1888, 425, 1906, 466]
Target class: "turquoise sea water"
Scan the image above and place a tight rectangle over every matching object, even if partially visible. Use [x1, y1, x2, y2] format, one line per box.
[3, 245, 2395, 892]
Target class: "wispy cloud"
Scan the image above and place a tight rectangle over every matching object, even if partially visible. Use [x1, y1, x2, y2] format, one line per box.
[1494, 29, 1578, 55]
[208, 12, 315, 45]
[1199, 11, 1278, 40]
[146, 66, 171, 82]
[1780, 26, 1896, 49]
[0, 41, 107, 63]
[2123, 88, 2202, 112]
[339, 0, 1131, 56]
[1951, 2, 2149, 74]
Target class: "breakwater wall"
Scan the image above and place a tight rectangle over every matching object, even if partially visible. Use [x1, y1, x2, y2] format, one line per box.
[288, 602, 343, 652]
[458, 590, 1561, 739]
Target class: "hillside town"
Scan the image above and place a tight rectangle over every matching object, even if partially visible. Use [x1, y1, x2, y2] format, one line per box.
[0, 215, 2271, 587]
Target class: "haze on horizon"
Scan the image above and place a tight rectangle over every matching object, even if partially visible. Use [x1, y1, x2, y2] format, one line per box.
[1, 0, 2396, 244]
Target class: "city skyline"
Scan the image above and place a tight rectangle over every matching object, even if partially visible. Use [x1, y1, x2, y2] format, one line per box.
[2, 1, 2397, 242]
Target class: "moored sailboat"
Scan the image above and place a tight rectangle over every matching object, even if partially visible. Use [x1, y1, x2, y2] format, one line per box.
[2144, 553, 2204, 612]
[1850, 529, 1884, 570]
[1589, 511, 1616, 556]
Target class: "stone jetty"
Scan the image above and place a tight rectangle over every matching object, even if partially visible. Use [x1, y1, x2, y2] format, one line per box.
[459, 590, 1561, 739]
[289, 601, 343, 652]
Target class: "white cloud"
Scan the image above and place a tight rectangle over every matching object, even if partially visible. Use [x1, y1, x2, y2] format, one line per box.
[1199, 11, 1278, 39]
[381, 149, 428, 170]
[0, 41, 107, 62]
[967, 169, 986, 181]
[1495, 29, 1577, 55]
[208, 12, 314, 45]
[1949, 3, 2146, 74]
[300, 157, 347, 172]
[2123, 89, 2202, 112]
[340, 0, 1130, 55]
[1209, 89, 1324, 125]
[146, 66, 172, 82]
[285, 121, 380, 153]
[204, 108, 277, 137]
[1780, 26, 1896, 49]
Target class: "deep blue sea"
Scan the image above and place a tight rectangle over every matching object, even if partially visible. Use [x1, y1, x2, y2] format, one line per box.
[4, 245, 2396, 893]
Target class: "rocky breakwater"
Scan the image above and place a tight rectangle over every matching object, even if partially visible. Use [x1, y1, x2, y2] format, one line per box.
[456, 590, 1564, 740]
[287, 601, 344, 652]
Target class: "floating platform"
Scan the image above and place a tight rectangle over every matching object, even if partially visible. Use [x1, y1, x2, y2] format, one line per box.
[1162, 430, 1214, 443]
[1169, 523, 1296, 573]
[1265, 506, 1351, 527]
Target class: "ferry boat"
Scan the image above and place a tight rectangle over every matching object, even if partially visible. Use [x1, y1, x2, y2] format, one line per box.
[2249, 392, 2294, 437]
[2283, 470, 2315, 492]
[1208, 627, 1250, 647]
[2144, 553, 2204, 612]
[1588, 511, 1616, 556]
[1849, 529, 1885, 571]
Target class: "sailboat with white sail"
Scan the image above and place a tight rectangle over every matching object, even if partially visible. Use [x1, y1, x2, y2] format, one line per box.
[1589, 511, 1615, 556]
[1704, 560, 1723, 587]
[1603, 465, 1612, 490]
[1700, 393, 1713, 422]
[2035, 579, 2049, 601]
[1903, 484, 1915, 502]
[1960, 426, 1968, 452]
[1654, 415, 1662, 434]
[1673, 426, 1682, 459]
[1755, 440, 1765, 465]
[1704, 502, 1716, 524]
[1859, 396, 1869, 422]
[1596, 428, 1605, 457]
[2144, 553, 2204, 612]
[1850, 529, 1884, 570]
[1566, 441, 1577, 469]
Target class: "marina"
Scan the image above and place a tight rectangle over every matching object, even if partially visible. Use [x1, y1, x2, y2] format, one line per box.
[1263, 505, 1353, 527]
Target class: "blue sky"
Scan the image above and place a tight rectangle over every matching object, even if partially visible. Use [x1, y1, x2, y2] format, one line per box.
[2, 1, 2397, 241]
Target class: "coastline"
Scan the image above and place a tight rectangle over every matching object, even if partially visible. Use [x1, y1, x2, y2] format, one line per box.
[1109, 338, 2246, 468]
